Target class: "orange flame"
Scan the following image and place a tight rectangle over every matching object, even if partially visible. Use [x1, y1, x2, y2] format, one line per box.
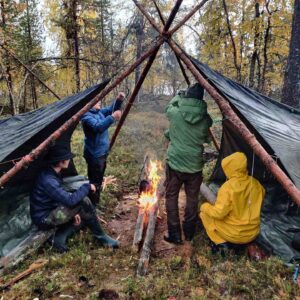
[138, 160, 161, 210]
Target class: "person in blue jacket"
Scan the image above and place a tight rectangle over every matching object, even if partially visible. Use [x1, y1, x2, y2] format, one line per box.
[81, 92, 125, 206]
[30, 146, 119, 252]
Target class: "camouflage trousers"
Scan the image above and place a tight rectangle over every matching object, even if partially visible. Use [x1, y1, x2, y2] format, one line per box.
[42, 197, 96, 229]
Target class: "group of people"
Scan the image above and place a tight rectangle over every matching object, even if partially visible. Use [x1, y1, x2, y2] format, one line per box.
[30, 83, 265, 254]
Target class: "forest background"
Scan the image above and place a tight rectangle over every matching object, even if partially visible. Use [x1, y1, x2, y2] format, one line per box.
[0, 0, 299, 116]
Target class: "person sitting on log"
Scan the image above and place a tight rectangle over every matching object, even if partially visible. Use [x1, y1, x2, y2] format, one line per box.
[81, 92, 125, 207]
[30, 146, 119, 252]
[200, 152, 265, 252]
[164, 83, 213, 244]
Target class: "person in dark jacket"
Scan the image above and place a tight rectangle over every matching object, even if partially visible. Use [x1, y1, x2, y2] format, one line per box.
[164, 83, 212, 245]
[30, 146, 119, 252]
[81, 92, 125, 206]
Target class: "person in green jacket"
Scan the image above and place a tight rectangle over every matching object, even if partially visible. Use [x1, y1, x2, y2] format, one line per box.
[164, 83, 212, 244]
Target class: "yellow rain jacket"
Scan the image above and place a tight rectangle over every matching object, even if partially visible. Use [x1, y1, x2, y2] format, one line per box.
[200, 152, 265, 244]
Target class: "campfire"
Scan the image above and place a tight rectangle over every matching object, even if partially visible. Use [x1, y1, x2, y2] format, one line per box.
[133, 159, 162, 276]
[138, 160, 161, 210]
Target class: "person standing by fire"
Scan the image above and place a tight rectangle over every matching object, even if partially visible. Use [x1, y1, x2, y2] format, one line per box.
[81, 92, 125, 206]
[164, 83, 212, 244]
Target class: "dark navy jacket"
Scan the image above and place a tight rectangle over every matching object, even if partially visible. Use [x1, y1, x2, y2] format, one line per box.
[81, 99, 122, 159]
[30, 168, 90, 225]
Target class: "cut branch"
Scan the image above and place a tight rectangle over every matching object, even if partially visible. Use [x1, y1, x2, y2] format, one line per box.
[29, 57, 118, 67]
[0, 44, 61, 100]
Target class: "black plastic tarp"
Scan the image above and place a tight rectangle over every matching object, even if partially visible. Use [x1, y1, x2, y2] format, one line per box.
[0, 80, 109, 190]
[191, 57, 300, 189]
[190, 57, 300, 262]
[0, 82, 108, 258]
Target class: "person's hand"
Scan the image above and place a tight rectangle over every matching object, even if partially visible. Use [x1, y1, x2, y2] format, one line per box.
[90, 184, 97, 193]
[116, 92, 125, 101]
[112, 110, 122, 121]
[73, 214, 81, 226]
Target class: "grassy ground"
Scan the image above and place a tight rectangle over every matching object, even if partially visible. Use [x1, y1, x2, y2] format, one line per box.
[1, 107, 300, 299]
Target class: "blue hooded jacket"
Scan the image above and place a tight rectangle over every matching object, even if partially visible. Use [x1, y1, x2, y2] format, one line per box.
[81, 99, 122, 159]
[30, 168, 91, 226]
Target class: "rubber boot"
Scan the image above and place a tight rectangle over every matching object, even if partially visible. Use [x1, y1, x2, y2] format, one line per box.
[52, 223, 79, 253]
[183, 222, 196, 241]
[85, 217, 119, 249]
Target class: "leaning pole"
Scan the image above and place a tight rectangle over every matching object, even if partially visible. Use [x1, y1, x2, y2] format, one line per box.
[133, 0, 300, 206]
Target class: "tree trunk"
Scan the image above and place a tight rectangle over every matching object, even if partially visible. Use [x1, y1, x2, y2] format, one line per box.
[0, 0, 16, 115]
[282, 0, 300, 108]
[72, 0, 80, 92]
[25, 0, 38, 109]
[222, 0, 241, 81]
[134, 12, 144, 101]
[249, 2, 260, 89]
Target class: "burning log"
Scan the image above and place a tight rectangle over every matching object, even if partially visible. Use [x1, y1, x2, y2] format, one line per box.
[133, 159, 162, 276]
[137, 202, 159, 276]
[132, 208, 147, 252]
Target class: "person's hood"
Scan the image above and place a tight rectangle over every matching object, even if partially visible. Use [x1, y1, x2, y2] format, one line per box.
[178, 96, 208, 124]
[221, 152, 248, 179]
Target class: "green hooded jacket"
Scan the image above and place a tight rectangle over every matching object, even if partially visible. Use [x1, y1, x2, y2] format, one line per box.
[165, 94, 212, 173]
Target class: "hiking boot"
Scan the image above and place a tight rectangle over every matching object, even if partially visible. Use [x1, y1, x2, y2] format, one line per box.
[183, 222, 196, 241]
[164, 232, 183, 245]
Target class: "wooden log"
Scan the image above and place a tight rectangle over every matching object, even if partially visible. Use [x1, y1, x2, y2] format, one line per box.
[0, 259, 48, 291]
[200, 183, 216, 205]
[0, 228, 54, 275]
[137, 203, 159, 276]
[132, 208, 147, 252]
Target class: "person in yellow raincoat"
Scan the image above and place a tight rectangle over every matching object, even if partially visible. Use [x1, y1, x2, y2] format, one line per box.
[200, 152, 265, 245]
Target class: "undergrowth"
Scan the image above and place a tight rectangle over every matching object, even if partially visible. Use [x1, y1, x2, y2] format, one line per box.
[1, 108, 299, 300]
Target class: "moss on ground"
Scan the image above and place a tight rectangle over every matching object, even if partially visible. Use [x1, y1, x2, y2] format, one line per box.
[1, 109, 299, 300]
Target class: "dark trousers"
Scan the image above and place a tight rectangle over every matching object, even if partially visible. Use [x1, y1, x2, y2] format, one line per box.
[85, 155, 107, 206]
[165, 164, 203, 237]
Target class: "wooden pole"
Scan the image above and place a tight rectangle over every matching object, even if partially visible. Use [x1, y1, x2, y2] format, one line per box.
[151, 0, 220, 152]
[152, 0, 191, 86]
[133, 0, 300, 205]
[168, 0, 210, 36]
[167, 40, 300, 206]
[110, 0, 184, 149]
[0, 44, 61, 100]
[0, 37, 165, 188]
[110, 49, 159, 149]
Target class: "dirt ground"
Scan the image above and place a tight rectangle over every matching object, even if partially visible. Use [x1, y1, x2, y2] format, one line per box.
[107, 190, 194, 263]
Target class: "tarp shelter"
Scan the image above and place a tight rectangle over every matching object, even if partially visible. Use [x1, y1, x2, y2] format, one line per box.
[190, 57, 300, 262]
[0, 34, 300, 264]
[0, 81, 108, 258]
[1, 56, 300, 263]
